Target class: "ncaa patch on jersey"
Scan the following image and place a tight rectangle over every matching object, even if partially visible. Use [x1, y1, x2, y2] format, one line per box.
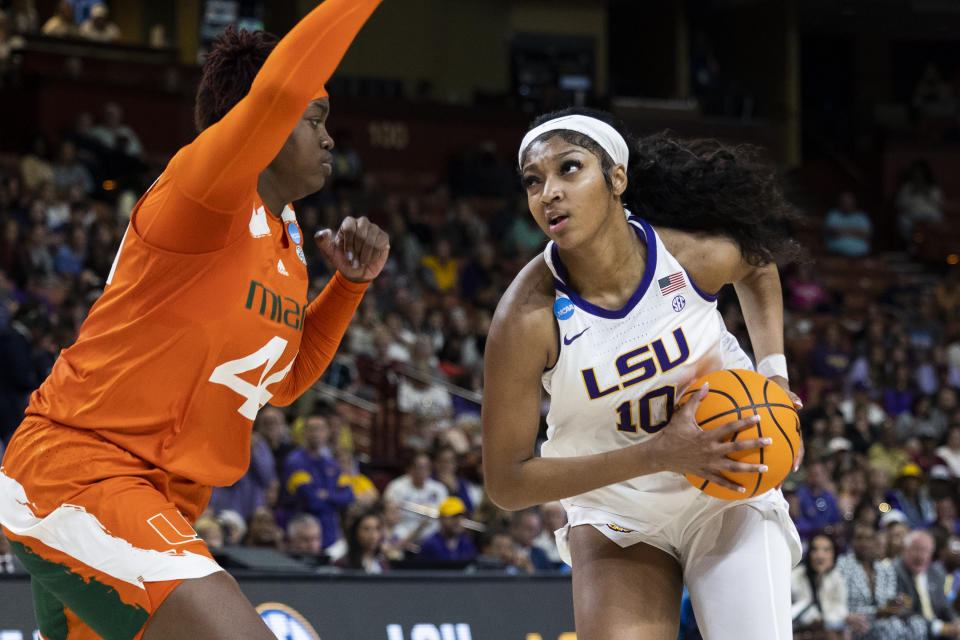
[286, 222, 302, 245]
[672, 294, 686, 312]
[554, 297, 574, 320]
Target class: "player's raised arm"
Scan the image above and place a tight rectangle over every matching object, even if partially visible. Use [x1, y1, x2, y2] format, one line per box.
[175, 0, 382, 210]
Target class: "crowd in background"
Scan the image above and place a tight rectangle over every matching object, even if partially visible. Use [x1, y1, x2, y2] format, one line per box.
[0, 38, 959, 640]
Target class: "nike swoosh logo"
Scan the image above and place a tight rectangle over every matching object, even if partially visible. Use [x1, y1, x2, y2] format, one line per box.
[563, 327, 590, 345]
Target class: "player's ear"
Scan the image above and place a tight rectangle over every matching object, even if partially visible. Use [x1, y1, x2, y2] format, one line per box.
[610, 164, 628, 197]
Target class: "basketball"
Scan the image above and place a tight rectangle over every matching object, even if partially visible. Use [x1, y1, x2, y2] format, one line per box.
[678, 369, 801, 500]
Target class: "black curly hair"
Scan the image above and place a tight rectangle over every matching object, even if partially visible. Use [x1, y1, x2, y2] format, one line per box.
[521, 107, 803, 267]
[194, 26, 279, 133]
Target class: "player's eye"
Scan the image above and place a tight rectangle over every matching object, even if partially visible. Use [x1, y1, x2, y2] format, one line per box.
[307, 119, 322, 129]
[560, 159, 582, 174]
[522, 174, 540, 189]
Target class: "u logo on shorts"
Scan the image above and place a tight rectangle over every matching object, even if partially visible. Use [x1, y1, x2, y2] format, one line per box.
[147, 512, 199, 546]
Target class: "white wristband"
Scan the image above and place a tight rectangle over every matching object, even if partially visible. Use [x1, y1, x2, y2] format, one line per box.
[757, 354, 788, 380]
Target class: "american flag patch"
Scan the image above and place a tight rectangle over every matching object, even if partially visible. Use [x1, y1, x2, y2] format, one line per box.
[658, 272, 685, 295]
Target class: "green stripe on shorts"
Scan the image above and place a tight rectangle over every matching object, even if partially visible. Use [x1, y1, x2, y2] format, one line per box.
[11, 540, 150, 640]
[32, 578, 69, 640]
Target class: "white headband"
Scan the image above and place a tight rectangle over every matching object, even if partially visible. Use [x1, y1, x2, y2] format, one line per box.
[518, 115, 629, 169]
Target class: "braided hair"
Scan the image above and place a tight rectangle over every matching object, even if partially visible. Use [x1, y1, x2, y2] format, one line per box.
[194, 26, 279, 132]
[521, 107, 803, 267]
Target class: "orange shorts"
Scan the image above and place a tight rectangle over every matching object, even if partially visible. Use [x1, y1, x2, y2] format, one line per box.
[0, 417, 222, 640]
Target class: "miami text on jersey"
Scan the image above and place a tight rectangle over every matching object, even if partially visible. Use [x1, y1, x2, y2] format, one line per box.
[246, 280, 307, 330]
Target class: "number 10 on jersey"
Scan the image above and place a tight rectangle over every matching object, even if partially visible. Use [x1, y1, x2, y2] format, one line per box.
[615, 385, 676, 434]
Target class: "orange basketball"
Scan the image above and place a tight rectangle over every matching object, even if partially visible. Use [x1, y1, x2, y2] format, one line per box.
[678, 369, 801, 500]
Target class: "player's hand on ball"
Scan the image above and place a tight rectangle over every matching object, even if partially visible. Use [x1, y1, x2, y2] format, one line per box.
[315, 216, 390, 283]
[769, 374, 804, 472]
[651, 383, 772, 494]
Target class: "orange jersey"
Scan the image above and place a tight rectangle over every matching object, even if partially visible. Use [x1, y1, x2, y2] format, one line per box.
[26, 0, 383, 487]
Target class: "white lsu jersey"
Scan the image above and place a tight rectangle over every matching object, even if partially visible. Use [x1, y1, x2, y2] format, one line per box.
[540, 215, 781, 534]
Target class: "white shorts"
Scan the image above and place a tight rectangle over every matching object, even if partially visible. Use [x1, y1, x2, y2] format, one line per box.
[554, 489, 801, 568]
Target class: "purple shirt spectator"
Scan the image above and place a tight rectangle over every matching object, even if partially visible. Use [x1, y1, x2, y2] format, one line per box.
[418, 531, 477, 563]
[884, 388, 914, 417]
[207, 434, 276, 521]
[283, 447, 354, 549]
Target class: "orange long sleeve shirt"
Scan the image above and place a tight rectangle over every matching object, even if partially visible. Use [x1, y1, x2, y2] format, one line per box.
[26, 0, 383, 487]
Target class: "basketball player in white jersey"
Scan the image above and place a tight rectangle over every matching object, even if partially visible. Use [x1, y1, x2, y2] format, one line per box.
[482, 108, 804, 640]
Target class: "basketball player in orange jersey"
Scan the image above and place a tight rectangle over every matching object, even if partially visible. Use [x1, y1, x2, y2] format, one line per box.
[483, 107, 804, 639]
[0, 1, 386, 638]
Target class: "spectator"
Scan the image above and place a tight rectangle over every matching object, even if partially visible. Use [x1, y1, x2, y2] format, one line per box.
[254, 405, 294, 476]
[0, 303, 44, 443]
[334, 446, 379, 507]
[52, 141, 94, 195]
[90, 102, 143, 157]
[886, 464, 937, 530]
[193, 516, 224, 550]
[882, 515, 912, 562]
[509, 508, 552, 572]
[470, 527, 533, 574]
[809, 323, 852, 384]
[244, 506, 283, 550]
[913, 63, 955, 116]
[895, 530, 960, 639]
[884, 365, 916, 418]
[283, 412, 354, 550]
[868, 421, 912, 480]
[207, 430, 278, 521]
[896, 160, 943, 247]
[0, 10, 25, 68]
[785, 262, 830, 313]
[835, 521, 927, 640]
[336, 510, 389, 573]
[417, 496, 477, 564]
[459, 240, 501, 309]
[432, 444, 477, 513]
[9, 0, 39, 34]
[383, 451, 448, 543]
[936, 427, 960, 478]
[215, 510, 246, 546]
[41, 0, 77, 37]
[841, 382, 886, 428]
[791, 533, 848, 639]
[824, 191, 872, 257]
[66, 0, 104, 25]
[20, 136, 54, 192]
[286, 513, 323, 557]
[914, 434, 947, 475]
[77, 3, 118, 42]
[534, 501, 568, 570]
[939, 535, 960, 609]
[897, 395, 948, 444]
[930, 495, 960, 537]
[53, 225, 87, 277]
[420, 237, 459, 293]
[797, 458, 844, 540]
